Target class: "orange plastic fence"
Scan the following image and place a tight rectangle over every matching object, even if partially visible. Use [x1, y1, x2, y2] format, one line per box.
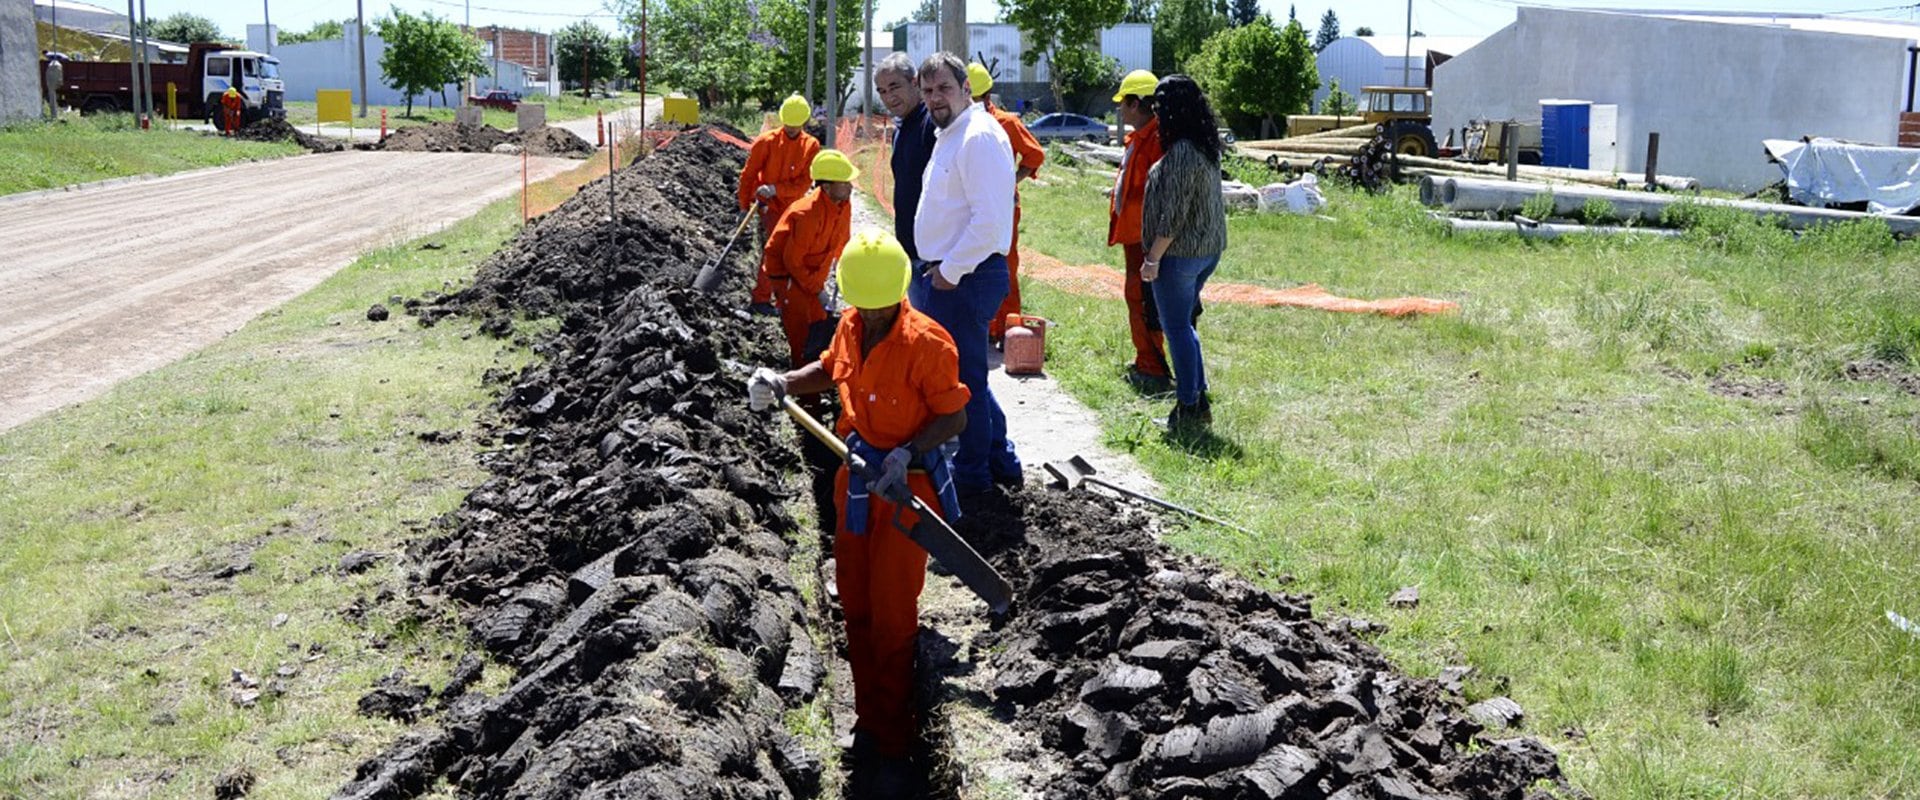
[1018, 249, 1459, 317]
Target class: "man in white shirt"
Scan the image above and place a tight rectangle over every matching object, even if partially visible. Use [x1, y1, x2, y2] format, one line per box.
[910, 52, 1022, 493]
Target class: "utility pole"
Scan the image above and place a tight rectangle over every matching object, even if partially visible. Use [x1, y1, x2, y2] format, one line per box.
[863, 0, 872, 120]
[825, 0, 837, 146]
[136, 0, 151, 123]
[263, 0, 272, 53]
[51, 0, 57, 52]
[805, 0, 815, 107]
[356, 0, 367, 117]
[1401, 0, 1413, 86]
[491, 25, 499, 90]
[940, 0, 964, 57]
[124, 0, 138, 118]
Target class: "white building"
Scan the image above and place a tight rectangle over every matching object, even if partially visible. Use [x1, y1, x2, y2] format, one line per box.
[264, 21, 531, 110]
[1313, 35, 1481, 109]
[889, 22, 1151, 111]
[1433, 7, 1918, 190]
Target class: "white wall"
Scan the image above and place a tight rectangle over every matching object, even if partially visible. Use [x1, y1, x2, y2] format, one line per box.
[272, 22, 529, 110]
[898, 22, 1152, 85]
[3, 0, 39, 122]
[1433, 7, 1910, 190]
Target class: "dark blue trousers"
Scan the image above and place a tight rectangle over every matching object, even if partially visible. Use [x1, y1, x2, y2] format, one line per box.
[909, 253, 1020, 490]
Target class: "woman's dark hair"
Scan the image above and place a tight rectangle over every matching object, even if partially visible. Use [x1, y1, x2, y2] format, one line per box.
[1154, 75, 1223, 164]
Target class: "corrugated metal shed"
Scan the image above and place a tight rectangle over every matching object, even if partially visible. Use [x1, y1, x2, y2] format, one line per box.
[1313, 35, 1482, 110]
[1101, 24, 1153, 72]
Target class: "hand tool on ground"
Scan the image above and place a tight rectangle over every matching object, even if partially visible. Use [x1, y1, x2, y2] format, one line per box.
[781, 396, 1014, 614]
[1044, 454, 1255, 536]
[691, 201, 762, 292]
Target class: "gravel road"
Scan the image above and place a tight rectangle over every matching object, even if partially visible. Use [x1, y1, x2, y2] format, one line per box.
[0, 150, 575, 433]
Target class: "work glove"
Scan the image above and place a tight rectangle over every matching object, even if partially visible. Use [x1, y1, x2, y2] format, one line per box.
[817, 287, 835, 311]
[756, 184, 777, 200]
[870, 446, 914, 504]
[747, 367, 786, 412]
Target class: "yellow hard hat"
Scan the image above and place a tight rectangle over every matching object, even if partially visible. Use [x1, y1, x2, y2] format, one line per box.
[967, 62, 993, 97]
[1112, 69, 1159, 102]
[779, 93, 811, 127]
[811, 149, 859, 182]
[837, 231, 911, 309]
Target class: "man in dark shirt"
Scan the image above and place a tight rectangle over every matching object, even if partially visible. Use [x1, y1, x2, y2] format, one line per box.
[876, 52, 936, 261]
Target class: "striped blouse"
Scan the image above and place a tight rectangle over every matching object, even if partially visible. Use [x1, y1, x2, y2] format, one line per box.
[1141, 138, 1228, 258]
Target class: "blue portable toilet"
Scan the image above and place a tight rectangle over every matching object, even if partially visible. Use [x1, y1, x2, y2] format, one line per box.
[1540, 99, 1592, 169]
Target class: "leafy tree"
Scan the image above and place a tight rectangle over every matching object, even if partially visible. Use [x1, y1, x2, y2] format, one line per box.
[278, 19, 344, 45]
[759, 0, 863, 110]
[1122, 0, 1156, 24]
[999, 0, 1126, 112]
[1313, 9, 1340, 51]
[1228, 0, 1259, 26]
[619, 0, 768, 108]
[1323, 78, 1357, 116]
[376, 8, 486, 115]
[1051, 48, 1121, 113]
[1354, 25, 1373, 35]
[140, 12, 227, 44]
[1152, 0, 1225, 73]
[1187, 15, 1317, 137]
[556, 21, 620, 91]
[912, 0, 941, 23]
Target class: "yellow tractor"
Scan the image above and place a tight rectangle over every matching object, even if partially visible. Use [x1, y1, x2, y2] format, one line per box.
[1359, 86, 1437, 157]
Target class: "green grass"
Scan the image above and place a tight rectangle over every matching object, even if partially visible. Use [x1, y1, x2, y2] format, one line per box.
[1012, 159, 1920, 798]
[0, 197, 539, 798]
[0, 113, 302, 196]
[282, 91, 644, 131]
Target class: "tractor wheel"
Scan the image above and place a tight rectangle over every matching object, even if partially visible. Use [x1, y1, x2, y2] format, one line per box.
[1389, 122, 1437, 158]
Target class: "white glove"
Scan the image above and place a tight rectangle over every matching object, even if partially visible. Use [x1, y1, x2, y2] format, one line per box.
[870, 446, 914, 503]
[747, 367, 786, 412]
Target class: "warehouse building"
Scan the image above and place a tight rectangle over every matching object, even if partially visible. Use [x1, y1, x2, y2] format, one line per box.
[259, 21, 531, 110]
[1312, 35, 1481, 111]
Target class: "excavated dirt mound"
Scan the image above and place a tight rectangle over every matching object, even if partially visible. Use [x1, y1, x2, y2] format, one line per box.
[338, 124, 1569, 799]
[235, 117, 346, 153]
[515, 126, 595, 159]
[375, 122, 596, 159]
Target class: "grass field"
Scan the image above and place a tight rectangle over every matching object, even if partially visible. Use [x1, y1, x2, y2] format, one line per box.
[0, 198, 537, 798]
[1011, 156, 1920, 797]
[281, 92, 645, 131]
[0, 113, 302, 196]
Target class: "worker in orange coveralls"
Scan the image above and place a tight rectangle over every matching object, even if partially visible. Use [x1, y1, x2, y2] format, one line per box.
[738, 93, 822, 315]
[967, 63, 1045, 342]
[762, 149, 857, 368]
[748, 231, 968, 793]
[221, 82, 245, 136]
[1107, 69, 1172, 392]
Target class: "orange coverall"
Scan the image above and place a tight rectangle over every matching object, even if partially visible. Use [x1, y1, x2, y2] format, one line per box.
[985, 101, 1046, 340]
[738, 128, 821, 304]
[221, 87, 245, 135]
[821, 305, 971, 759]
[762, 187, 850, 367]
[1107, 116, 1170, 378]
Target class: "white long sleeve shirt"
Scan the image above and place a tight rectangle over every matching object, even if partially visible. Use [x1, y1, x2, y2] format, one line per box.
[914, 101, 1016, 284]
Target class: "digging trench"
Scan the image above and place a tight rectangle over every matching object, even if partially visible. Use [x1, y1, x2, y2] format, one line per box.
[331, 125, 1573, 800]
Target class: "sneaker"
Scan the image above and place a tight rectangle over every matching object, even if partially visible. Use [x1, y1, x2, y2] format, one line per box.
[1124, 366, 1173, 394]
[747, 302, 777, 317]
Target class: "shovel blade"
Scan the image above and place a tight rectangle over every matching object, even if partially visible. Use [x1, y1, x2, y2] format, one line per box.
[1044, 460, 1086, 490]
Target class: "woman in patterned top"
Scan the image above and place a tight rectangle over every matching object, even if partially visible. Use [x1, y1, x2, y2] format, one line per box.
[1139, 74, 1229, 431]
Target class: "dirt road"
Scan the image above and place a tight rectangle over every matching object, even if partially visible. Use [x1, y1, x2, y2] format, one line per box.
[0, 150, 575, 433]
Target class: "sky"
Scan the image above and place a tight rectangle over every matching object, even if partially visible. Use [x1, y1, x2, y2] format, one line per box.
[89, 0, 1920, 44]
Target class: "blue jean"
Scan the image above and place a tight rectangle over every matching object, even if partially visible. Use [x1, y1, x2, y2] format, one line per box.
[1150, 253, 1219, 406]
[909, 254, 1020, 489]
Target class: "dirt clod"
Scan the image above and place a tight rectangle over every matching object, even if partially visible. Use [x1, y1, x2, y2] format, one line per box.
[358, 670, 431, 723]
[367, 304, 390, 322]
[214, 764, 256, 799]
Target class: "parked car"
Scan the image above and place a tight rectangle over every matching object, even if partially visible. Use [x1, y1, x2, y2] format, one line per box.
[1028, 112, 1111, 143]
[468, 89, 518, 111]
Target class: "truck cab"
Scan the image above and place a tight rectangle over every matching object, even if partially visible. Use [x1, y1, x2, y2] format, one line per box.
[202, 48, 285, 125]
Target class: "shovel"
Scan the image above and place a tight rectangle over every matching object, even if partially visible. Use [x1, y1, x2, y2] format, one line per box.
[1044, 455, 1255, 536]
[691, 202, 761, 293]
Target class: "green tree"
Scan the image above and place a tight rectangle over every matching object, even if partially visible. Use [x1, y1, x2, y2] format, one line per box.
[1051, 48, 1121, 113]
[1122, 0, 1156, 24]
[140, 12, 227, 44]
[278, 19, 344, 45]
[1151, 0, 1225, 73]
[618, 0, 768, 108]
[1354, 25, 1373, 35]
[376, 8, 486, 116]
[1000, 0, 1126, 112]
[882, 0, 939, 32]
[1228, 0, 1260, 26]
[1313, 9, 1340, 51]
[760, 0, 863, 110]
[1187, 15, 1317, 137]
[556, 21, 620, 91]
[1323, 78, 1357, 116]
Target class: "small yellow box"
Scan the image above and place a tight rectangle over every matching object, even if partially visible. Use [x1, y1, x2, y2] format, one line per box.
[662, 93, 699, 125]
[316, 90, 352, 124]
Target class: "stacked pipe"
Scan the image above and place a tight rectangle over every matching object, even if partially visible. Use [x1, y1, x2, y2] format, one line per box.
[1423, 175, 1920, 237]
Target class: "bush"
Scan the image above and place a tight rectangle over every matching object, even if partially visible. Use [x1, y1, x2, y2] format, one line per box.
[1579, 197, 1616, 225]
[1519, 189, 1555, 221]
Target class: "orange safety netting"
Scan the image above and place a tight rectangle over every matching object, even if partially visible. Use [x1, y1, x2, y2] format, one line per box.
[756, 113, 899, 216]
[1019, 249, 1459, 317]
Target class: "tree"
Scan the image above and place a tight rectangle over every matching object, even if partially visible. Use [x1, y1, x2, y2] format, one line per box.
[1354, 25, 1373, 35]
[1323, 78, 1357, 116]
[1152, 0, 1226, 73]
[1228, 0, 1259, 26]
[999, 0, 1126, 112]
[1122, 0, 1156, 24]
[1187, 15, 1317, 137]
[556, 21, 620, 91]
[377, 9, 486, 115]
[1313, 9, 1339, 51]
[279, 19, 344, 45]
[1051, 48, 1121, 113]
[759, 0, 863, 110]
[140, 12, 227, 44]
[618, 0, 768, 108]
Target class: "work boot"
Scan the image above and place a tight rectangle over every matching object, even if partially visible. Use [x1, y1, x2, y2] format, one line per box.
[1167, 400, 1211, 431]
[1124, 365, 1172, 395]
[747, 302, 777, 317]
[867, 756, 919, 797]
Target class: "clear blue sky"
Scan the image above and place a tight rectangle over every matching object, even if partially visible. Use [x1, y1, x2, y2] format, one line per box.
[150, 0, 1918, 44]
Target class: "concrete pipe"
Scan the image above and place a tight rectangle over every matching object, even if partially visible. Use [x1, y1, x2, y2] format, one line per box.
[1438, 215, 1684, 240]
[1426, 176, 1920, 237]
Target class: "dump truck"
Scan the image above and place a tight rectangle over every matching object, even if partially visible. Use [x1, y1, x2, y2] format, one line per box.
[1286, 86, 1437, 156]
[42, 42, 285, 125]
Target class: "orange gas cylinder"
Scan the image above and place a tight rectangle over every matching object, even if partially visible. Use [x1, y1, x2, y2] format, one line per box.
[1002, 314, 1049, 375]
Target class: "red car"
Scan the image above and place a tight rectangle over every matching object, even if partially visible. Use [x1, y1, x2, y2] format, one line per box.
[468, 89, 518, 111]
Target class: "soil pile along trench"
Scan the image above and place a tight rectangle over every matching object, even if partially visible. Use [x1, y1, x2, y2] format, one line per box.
[336, 123, 1570, 799]
[236, 117, 347, 153]
[375, 122, 595, 159]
